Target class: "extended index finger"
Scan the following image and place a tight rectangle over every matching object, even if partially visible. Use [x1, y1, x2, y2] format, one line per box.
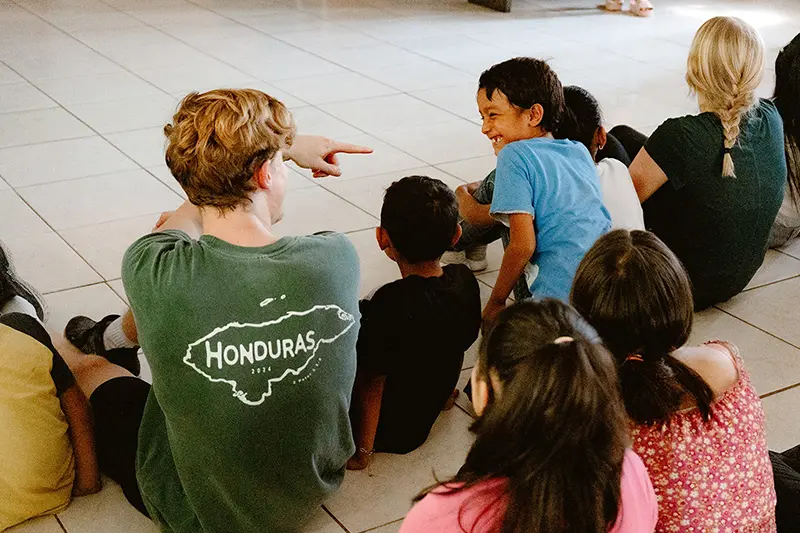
[328, 141, 374, 155]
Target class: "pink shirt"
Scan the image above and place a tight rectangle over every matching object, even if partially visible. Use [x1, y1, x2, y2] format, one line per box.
[399, 449, 657, 533]
[631, 342, 777, 532]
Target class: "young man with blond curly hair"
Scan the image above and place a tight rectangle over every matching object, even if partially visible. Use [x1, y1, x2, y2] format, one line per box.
[60, 88, 371, 532]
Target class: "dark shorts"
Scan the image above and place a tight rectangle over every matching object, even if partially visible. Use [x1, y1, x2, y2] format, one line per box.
[90, 377, 151, 517]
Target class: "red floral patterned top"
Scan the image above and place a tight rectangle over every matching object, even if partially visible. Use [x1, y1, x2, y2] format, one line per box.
[631, 342, 777, 533]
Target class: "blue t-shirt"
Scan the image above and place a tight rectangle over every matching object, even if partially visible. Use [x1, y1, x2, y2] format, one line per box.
[490, 138, 611, 301]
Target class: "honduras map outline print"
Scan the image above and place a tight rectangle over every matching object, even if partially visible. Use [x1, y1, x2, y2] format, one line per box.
[183, 304, 356, 406]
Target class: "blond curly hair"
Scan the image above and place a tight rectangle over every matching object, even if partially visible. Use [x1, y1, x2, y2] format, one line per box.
[165, 89, 296, 211]
[686, 16, 764, 177]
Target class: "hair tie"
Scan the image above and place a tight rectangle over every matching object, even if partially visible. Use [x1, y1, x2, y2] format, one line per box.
[723, 147, 732, 154]
[553, 336, 574, 345]
[625, 354, 644, 363]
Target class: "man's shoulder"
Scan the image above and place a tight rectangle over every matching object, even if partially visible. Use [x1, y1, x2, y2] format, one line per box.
[295, 232, 358, 266]
[124, 229, 193, 258]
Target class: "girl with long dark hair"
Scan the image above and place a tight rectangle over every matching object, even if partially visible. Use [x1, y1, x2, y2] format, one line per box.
[399, 299, 657, 533]
[770, 32, 800, 247]
[571, 229, 777, 532]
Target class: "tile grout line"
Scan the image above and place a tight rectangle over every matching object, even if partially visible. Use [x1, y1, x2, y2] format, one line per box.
[358, 518, 404, 532]
[1, 4, 191, 289]
[11, 0, 453, 226]
[321, 504, 352, 533]
[9, 0, 494, 196]
[5, 0, 187, 198]
[54, 514, 68, 533]
[147, 0, 504, 164]
[742, 272, 800, 293]
[0, 57, 182, 202]
[41, 279, 111, 296]
[0, 183, 108, 285]
[713, 304, 800, 363]
[774, 247, 800, 262]
[759, 381, 800, 400]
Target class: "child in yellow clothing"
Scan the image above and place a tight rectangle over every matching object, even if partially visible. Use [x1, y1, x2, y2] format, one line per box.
[0, 245, 99, 530]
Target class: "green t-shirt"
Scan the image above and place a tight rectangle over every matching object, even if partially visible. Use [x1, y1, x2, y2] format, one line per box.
[643, 99, 786, 309]
[122, 231, 360, 533]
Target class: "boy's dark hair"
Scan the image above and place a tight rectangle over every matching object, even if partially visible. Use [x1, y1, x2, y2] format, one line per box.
[380, 176, 459, 263]
[416, 299, 628, 533]
[570, 229, 715, 425]
[775, 32, 800, 207]
[478, 57, 564, 132]
[556, 85, 602, 152]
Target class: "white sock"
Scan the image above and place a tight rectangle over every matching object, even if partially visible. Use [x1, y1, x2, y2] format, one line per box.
[102, 316, 138, 350]
[1, 296, 41, 324]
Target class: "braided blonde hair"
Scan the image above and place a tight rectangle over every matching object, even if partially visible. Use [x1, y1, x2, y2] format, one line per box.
[686, 17, 764, 177]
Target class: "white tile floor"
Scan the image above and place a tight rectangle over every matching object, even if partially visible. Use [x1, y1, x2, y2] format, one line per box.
[2, 0, 800, 531]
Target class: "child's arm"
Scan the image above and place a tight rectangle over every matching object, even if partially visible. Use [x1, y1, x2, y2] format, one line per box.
[60, 384, 102, 496]
[456, 183, 495, 226]
[484, 213, 536, 324]
[348, 368, 386, 470]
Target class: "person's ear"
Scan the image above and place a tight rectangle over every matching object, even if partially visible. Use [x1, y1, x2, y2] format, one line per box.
[471, 365, 490, 417]
[595, 126, 608, 151]
[376, 227, 399, 261]
[254, 160, 271, 190]
[451, 223, 463, 248]
[376, 227, 391, 251]
[528, 103, 545, 128]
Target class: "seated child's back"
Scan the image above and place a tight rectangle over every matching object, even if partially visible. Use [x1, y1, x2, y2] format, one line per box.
[359, 265, 479, 453]
[556, 85, 645, 231]
[0, 313, 74, 529]
[491, 137, 610, 300]
[351, 177, 481, 465]
[571, 230, 777, 532]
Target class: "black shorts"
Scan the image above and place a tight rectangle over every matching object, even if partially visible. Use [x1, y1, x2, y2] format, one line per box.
[90, 377, 151, 517]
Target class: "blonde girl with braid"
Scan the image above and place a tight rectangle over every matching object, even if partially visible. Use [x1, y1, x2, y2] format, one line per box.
[601, 17, 786, 310]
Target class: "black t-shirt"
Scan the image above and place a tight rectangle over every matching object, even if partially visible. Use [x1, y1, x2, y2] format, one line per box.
[643, 99, 786, 310]
[357, 264, 481, 454]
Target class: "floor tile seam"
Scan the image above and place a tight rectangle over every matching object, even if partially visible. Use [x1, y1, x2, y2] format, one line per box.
[743, 272, 800, 293]
[352, 114, 496, 172]
[0, 96, 61, 115]
[314, 163, 438, 191]
[773, 247, 800, 262]
[54, 515, 68, 533]
[2, 184, 109, 284]
[309, 181, 383, 223]
[476, 277, 495, 292]
[139, 8, 483, 145]
[454, 26, 657, 67]
[30, 0, 492, 171]
[50, 208, 170, 234]
[3, 164, 145, 189]
[41, 279, 116, 296]
[122, 1, 369, 96]
[91, 5, 312, 108]
[321, 504, 352, 533]
[8, 0, 177, 102]
[10, 159, 184, 203]
[0, 15, 184, 197]
[357, 518, 403, 533]
[713, 305, 800, 351]
[175, 0, 495, 94]
[454, 401, 476, 420]
[41, 279, 105, 297]
[760, 381, 800, 400]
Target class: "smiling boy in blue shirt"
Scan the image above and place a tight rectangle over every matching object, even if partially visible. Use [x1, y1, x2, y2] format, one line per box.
[453, 58, 611, 323]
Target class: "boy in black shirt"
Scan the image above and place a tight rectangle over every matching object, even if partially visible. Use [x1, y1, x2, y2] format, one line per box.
[348, 176, 481, 470]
